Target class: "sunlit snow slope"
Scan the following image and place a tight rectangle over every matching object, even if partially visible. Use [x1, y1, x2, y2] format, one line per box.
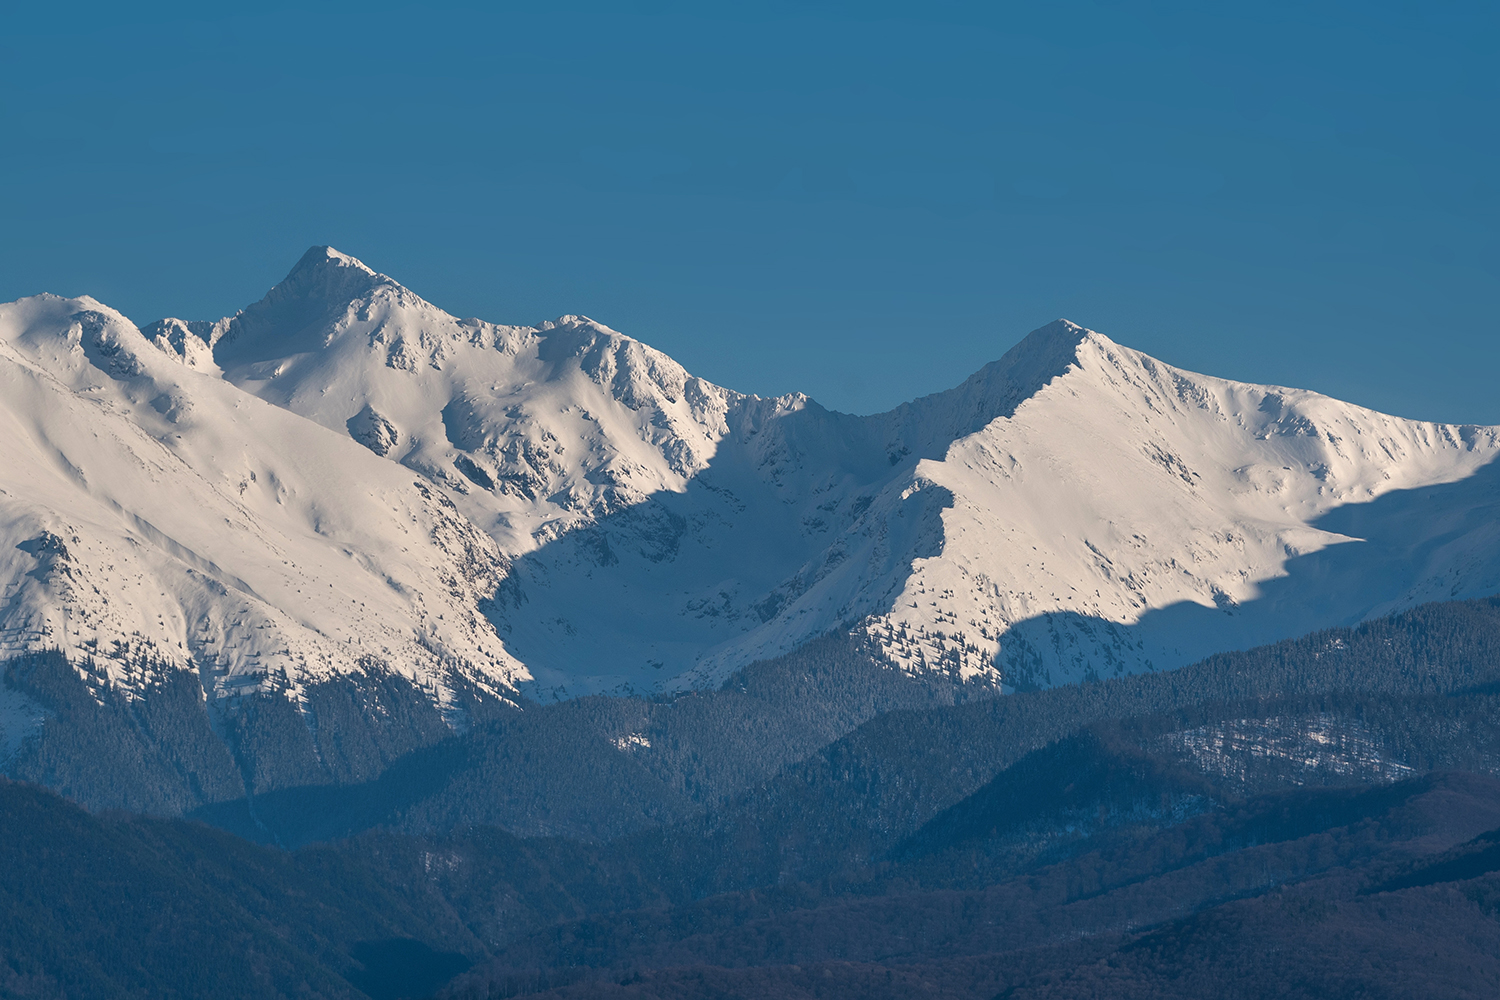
[859, 331, 1500, 689]
[0, 293, 522, 721]
[5, 245, 1499, 709]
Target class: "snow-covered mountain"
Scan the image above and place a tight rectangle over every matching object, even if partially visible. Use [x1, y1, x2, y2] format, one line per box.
[4, 246, 1499, 722]
[0, 291, 521, 725]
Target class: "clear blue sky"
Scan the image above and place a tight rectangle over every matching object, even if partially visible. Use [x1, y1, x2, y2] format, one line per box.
[3, 2, 1496, 420]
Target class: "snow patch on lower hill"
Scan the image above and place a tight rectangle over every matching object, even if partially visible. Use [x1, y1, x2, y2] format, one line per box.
[1159, 713, 1416, 786]
[0, 295, 526, 716]
[610, 732, 651, 751]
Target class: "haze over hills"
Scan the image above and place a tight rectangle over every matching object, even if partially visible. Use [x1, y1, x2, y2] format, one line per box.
[2, 245, 1499, 731]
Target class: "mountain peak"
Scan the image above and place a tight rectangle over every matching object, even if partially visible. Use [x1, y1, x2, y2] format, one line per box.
[1005, 318, 1098, 362]
[881, 319, 1098, 443]
[211, 247, 399, 367]
[993, 318, 1098, 382]
[286, 245, 376, 278]
[272, 245, 388, 302]
[1022, 317, 1088, 345]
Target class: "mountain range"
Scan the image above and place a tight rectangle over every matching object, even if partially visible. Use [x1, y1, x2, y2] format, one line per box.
[6, 247, 1500, 998]
[1, 244, 1498, 803]
[4, 247, 1498, 717]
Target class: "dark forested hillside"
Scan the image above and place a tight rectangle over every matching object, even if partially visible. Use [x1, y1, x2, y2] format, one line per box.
[443, 772, 1500, 999]
[431, 594, 1500, 997]
[3, 631, 984, 845]
[588, 598, 1500, 901]
[0, 779, 458, 1000]
[5, 598, 1500, 998]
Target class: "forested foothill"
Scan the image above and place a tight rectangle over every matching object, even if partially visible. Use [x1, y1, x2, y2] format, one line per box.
[6, 598, 1500, 998]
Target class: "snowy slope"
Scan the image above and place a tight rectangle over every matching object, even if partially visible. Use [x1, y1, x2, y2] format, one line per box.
[4, 246, 1499, 711]
[0, 294, 523, 721]
[176, 248, 1500, 697]
[501, 319, 1500, 695]
[854, 325, 1500, 689]
[204, 247, 743, 555]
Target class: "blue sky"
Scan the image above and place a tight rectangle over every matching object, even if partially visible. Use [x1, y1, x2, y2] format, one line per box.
[3, 1, 1496, 420]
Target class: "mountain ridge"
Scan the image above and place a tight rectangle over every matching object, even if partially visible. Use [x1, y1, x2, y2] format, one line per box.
[0, 291, 524, 714]
[4, 246, 1499, 714]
